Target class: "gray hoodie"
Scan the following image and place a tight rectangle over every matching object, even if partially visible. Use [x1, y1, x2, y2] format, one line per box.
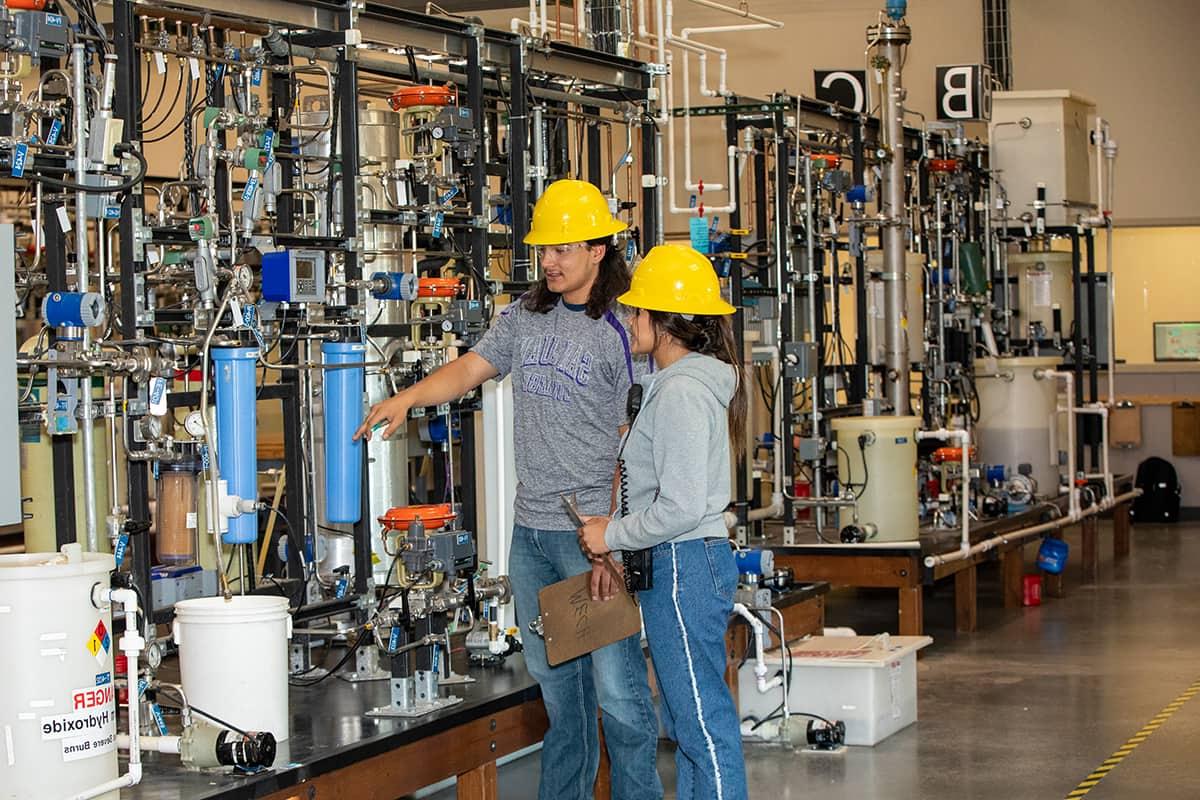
[604, 351, 735, 551]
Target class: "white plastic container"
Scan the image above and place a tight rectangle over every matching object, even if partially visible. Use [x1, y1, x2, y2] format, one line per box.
[0, 547, 119, 800]
[173, 596, 292, 741]
[975, 356, 1061, 496]
[739, 635, 932, 746]
[831, 416, 920, 542]
[1011, 252, 1074, 341]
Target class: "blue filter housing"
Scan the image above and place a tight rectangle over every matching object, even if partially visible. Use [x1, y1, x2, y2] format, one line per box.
[323, 341, 366, 524]
[212, 347, 259, 544]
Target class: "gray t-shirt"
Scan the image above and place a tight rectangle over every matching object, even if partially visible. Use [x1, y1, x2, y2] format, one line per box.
[473, 297, 637, 530]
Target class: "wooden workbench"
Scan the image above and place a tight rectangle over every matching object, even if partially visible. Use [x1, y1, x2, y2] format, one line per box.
[128, 655, 546, 800]
[763, 484, 1134, 637]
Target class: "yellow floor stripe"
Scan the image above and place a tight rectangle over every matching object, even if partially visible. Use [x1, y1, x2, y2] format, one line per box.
[1063, 678, 1200, 799]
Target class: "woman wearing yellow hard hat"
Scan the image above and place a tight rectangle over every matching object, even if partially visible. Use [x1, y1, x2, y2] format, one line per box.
[578, 243, 749, 800]
[357, 179, 661, 800]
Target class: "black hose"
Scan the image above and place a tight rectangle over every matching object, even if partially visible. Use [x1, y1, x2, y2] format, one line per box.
[30, 145, 147, 194]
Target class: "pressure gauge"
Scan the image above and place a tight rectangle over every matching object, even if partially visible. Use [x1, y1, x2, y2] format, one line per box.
[184, 411, 206, 439]
[145, 641, 164, 670]
[430, 125, 445, 140]
[232, 264, 254, 292]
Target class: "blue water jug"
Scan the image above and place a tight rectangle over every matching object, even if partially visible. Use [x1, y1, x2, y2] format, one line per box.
[1036, 537, 1069, 575]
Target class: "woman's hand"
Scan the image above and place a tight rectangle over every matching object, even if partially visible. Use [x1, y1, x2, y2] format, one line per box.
[354, 391, 413, 441]
[578, 515, 612, 560]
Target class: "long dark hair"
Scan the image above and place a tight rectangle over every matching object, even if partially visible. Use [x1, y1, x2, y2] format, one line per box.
[647, 310, 747, 447]
[521, 237, 630, 319]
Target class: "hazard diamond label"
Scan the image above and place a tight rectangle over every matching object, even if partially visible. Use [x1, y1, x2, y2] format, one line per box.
[86, 621, 111, 665]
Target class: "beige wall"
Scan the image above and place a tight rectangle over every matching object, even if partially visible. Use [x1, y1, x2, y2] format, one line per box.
[1011, 0, 1200, 226]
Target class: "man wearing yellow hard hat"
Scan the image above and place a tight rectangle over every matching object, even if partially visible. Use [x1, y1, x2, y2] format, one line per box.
[357, 180, 661, 800]
[578, 244, 749, 800]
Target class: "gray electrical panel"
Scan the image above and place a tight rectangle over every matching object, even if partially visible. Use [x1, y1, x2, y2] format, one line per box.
[0, 224, 21, 525]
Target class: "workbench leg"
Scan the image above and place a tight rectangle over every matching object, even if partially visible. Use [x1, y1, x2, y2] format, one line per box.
[955, 565, 978, 633]
[1002, 548, 1024, 609]
[594, 718, 611, 800]
[1045, 531, 1066, 598]
[898, 585, 923, 636]
[1114, 502, 1132, 560]
[1081, 515, 1099, 583]
[457, 762, 498, 800]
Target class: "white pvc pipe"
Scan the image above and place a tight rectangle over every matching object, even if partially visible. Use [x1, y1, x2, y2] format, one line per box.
[924, 489, 1140, 569]
[917, 429, 971, 554]
[1040, 369, 1079, 520]
[117, 734, 182, 755]
[72, 589, 144, 800]
[686, 0, 783, 27]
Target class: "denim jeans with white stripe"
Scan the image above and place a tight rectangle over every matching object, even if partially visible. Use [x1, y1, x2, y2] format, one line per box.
[510, 524, 663, 800]
[641, 537, 748, 800]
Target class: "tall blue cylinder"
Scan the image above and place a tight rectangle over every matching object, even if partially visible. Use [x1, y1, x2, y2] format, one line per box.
[323, 342, 366, 524]
[212, 347, 259, 544]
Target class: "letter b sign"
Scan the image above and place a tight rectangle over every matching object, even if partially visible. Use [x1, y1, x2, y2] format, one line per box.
[935, 64, 993, 121]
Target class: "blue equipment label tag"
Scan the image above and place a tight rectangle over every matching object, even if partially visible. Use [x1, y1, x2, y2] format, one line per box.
[11, 143, 28, 178]
[438, 187, 459, 204]
[388, 627, 400, 653]
[45, 13, 64, 26]
[47, 119, 62, 146]
[137, 678, 148, 698]
[241, 173, 259, 202]
[104, 206, 120, 219]
[200, 445, 210, 471]
[114, 534, 129, 568]
[95, 672, 111, 686]
[432, 212, 444, 239]
[261, 129, 276, 170]
[151, 703, 168, 735]
[625, 238, 636, 261]
[432, 645, 440, 673]
[335, 577, 348, 599]
[251, 67, 263, 86]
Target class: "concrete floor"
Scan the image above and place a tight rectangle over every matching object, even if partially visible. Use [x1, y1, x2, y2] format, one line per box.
[427, 520, 1200, 799]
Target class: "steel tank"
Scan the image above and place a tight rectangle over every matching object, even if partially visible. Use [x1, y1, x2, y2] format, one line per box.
[302, 103, 412, 584]
[0, 546, 118, 800]
[974, 356, 1061, 496]
[1011, 252, 1073, 342]
[831, 416, 920, 542]
[866, 251, 926, 368]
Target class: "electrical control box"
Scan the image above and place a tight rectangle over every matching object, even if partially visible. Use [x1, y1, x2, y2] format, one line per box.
[261, 249, 326, 303]
[13, 11, 69, 59]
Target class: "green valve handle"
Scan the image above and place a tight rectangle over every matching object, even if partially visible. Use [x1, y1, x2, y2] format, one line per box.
[202, 107, 222, 129]
[243, 148, 264, 171]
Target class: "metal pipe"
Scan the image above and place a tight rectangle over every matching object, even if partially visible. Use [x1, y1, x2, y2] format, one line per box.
[72, 44, 100, 552]
[869, 16, 912, 415]
[917, 428, 970, 553]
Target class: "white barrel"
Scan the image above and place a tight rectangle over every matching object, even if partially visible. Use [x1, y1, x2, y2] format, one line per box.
[173, 596, 292, 741]
[1012, 252, 1073, 341]
[831, 416, 920, 542]
[975, 356, 1061, 496]
[0, 547, 118, 800]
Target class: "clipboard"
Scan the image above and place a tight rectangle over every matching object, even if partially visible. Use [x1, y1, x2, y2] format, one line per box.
[538, 570, 642, 666]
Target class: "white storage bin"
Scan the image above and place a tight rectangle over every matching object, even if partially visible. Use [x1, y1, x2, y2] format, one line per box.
[738, 635, 931, 746]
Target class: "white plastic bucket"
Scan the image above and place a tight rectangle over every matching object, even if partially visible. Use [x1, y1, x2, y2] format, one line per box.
[173, 596, 292, 741]
[0, 547, 119, 800]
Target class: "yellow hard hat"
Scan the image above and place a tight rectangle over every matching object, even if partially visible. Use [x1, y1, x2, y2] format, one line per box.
[523, 179, 628, 245]
[618, 244, 736, 316]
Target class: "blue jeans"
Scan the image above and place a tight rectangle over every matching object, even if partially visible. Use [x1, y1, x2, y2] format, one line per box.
[510, 524, 662, 800]
[641, 538, 747, 800]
